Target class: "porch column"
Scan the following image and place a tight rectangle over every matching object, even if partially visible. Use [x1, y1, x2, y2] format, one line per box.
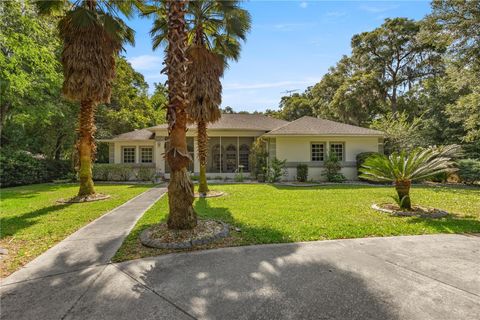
[193, 138, 200, 174]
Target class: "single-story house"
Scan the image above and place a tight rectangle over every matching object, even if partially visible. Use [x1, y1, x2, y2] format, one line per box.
[99, 114, 384, 181]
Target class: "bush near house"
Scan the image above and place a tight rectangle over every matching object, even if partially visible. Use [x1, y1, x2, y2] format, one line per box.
[296, 164, 308, 182]
[0, 150, 72, 187]
[267, 158, 287, 182]
[92, 164, 156, 181]
[457, 159, 480, 184]
[323, 153, 346, 182]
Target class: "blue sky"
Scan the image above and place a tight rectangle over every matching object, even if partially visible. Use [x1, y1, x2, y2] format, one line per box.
[124, 1, 432, 112]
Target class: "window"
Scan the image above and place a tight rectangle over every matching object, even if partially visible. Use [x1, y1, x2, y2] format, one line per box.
[311, 143, 325, 161]
[239, 144, 250, 171]
[225, 144, 237, 172]
[140, 147, 153, 163]
[122, 147, 135, 163]
[330, 143, 344, 161]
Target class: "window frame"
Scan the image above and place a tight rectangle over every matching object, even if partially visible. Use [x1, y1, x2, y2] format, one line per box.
[139, 146, 154, 163]
[329, 142, 345, 161]
[121, 146, 136, 164]
[310, 142, 326, 162]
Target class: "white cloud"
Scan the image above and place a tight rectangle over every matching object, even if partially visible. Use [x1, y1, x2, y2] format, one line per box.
[224, 78, 318, 90]
[127, 55, 163, 71]
[271, 22, 316, 31]
[325, 11, 347, 17]
[300, 2, 308, 9]
[359, 4, 399, 13]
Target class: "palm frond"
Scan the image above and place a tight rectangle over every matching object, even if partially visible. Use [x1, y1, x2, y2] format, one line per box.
[360, 145, 459, 183]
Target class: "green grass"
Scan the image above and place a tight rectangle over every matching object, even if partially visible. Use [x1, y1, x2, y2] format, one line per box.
[113, 184, 480, 262]
[0, 183, 152, 277]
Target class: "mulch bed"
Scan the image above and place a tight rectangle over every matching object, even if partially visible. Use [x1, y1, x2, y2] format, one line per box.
[57, 193, 111, 204]
[371, 203, 449, 218]
[140, 220, 229, 249]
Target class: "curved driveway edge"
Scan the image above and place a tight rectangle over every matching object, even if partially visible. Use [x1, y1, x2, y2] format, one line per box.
[1, 233, 479, 320]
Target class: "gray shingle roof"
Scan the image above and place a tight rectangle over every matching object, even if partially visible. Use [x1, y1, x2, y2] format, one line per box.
[264, 116, 383, 136]
[149, 113, 289, 131]
[109, 129, 155, 140]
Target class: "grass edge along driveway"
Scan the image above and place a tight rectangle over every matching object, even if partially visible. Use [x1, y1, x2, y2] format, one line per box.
[113, 183, 480, 262]
[0, 183, 153, 278]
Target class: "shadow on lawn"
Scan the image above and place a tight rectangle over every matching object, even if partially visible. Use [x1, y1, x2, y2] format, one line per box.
[0, 203, 73, 239]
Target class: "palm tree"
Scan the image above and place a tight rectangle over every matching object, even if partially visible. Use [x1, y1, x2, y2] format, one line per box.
[146, 0, 251, 195]
[163, 0, 197, 229]
[36, 0, 135, 199]
[360, 145, 458, 210]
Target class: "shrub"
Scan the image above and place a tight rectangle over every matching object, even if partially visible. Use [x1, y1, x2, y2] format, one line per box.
[356, 152, 379, 181]
[137, 166, 156, 181]
[93, 164, 136, 181]
[0, 150, 72, 187]
[296, 164, 308, 182]
[457, 159, 480, 184]
[267, 158, 287, 183]
[323, 153, 346, 183]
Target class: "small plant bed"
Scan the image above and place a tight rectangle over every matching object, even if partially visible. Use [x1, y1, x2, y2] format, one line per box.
[275, 182, 320, 187]
[194, 191, 225, 198]
[140, 220, 229, 249]
[57, 193, 111, 203]
[371, 203, 448, 218]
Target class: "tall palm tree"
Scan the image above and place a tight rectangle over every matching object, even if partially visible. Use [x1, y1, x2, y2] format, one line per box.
[164, 0, 197, 229]
[146, 0, 251, 195]
[36, 0, 135, 198]
[360, 145, 458, 209]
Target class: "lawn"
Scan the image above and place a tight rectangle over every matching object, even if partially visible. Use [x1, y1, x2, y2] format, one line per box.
[113, 184, 480, 262]
[0, 183, 152, 277]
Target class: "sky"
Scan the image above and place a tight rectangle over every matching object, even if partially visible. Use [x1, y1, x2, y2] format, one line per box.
[124, 0, 432, 113]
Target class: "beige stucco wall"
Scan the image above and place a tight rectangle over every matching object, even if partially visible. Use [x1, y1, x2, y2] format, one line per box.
[108, 133, 381, 181]
[274, 135, 380, 181]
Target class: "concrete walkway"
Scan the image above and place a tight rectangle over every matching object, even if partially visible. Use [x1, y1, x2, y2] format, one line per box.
[1, 233, 479, 320]
[1, 186, 167, 284]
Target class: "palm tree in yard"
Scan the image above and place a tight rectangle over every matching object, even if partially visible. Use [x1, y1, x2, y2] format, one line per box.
[36, 0, 135, 199]
[146, 0, 251, 195]
[163, 0, 197, 229]
[360, 145, 458, 210]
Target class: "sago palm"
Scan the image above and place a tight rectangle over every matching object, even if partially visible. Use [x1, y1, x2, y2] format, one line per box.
[36, 0, 135, 198]
[360, 145, 458, 209]
[145, 0, 251, 195]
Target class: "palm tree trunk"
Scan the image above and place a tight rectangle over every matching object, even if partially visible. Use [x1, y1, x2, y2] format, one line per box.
[197, 119, 209, 195]
[165, 0, 197, 230]
[77, 100, 96, 197]
[394, 180, 411, 210]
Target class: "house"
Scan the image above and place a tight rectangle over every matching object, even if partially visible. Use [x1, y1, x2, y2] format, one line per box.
[99, 114, 384, 181]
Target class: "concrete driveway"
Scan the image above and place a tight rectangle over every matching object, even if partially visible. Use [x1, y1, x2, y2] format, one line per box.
[1, 233, 479, 320]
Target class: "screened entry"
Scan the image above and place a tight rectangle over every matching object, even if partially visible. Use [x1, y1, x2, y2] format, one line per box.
[208, 137, 254, 173]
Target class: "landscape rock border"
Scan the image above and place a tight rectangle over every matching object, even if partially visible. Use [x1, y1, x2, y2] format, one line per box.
[140, 220, 230, 249]
[194, 191, 225, 198]
[371, 203, 449, 219]
[57, 194, 111, 204]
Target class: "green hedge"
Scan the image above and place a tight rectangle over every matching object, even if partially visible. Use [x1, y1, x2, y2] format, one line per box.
[457, 159, 480, 184]
[92, 164, 156, 181]
[0, 150, 72, 187]
[296, 164, 308, 182]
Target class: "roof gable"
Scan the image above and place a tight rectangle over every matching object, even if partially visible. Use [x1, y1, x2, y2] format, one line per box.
[264, 116, 383, 136]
